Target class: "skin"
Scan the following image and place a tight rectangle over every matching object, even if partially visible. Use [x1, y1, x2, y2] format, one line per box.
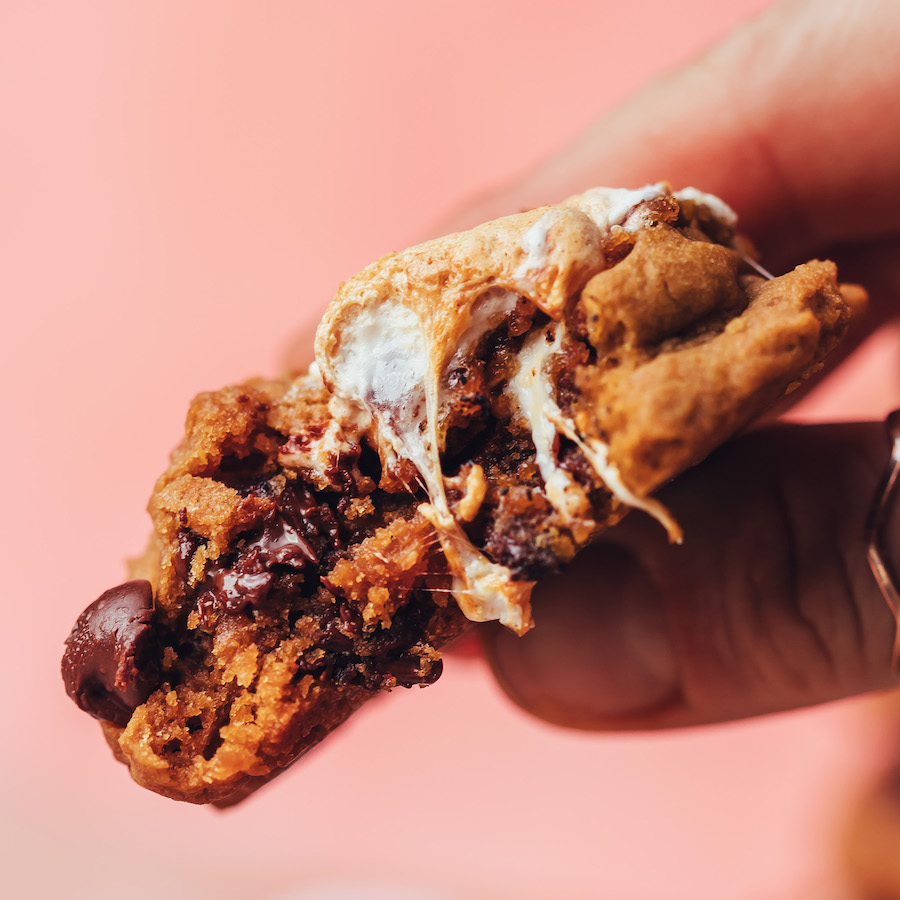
[442, 0, 900, 729]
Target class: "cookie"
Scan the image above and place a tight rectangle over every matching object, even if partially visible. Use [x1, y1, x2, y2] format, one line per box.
[62, 184, 860, 803]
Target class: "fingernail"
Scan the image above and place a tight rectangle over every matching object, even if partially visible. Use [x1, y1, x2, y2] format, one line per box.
[484, 542, 679, 728]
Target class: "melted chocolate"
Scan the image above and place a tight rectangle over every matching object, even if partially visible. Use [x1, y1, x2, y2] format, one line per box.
[283, 484, 341, 549]
[380, 654, 443, 687]
[61, 580, 160, 726]
[173, 529, 204, 580]
[194, 492, 323, 625]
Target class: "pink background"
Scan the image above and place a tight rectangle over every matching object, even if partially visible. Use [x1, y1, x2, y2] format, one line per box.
[3, 2, 900, 898]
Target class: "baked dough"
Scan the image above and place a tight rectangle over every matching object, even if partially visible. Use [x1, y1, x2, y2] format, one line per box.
[62, 184, 861, 803]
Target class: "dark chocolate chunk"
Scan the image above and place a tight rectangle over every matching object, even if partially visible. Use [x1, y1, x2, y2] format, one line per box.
[254, 515, 317, 567]
[283, 485, 342, 548]
[61, 580, 160, 726]
[380, 654, 443, 687]
[197, 568, 275, 622]
[188, 480, 351, 627]
[318, 618, 355, 652]
[194, 507, 318, 625]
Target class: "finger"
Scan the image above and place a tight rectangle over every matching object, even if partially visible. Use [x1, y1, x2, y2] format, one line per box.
[481, 422, 900, 730]
[435, 0, 900, 266]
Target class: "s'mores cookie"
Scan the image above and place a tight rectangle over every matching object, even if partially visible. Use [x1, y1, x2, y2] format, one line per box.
[62, 184, 860, 803]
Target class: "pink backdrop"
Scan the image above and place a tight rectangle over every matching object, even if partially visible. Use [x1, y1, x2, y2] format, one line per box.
[3, 2, 899, 898]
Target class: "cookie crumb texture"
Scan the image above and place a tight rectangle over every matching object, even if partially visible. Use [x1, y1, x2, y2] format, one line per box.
[63, 185, 857, 803]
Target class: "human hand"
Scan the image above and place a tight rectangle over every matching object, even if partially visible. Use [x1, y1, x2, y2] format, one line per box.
[453, 0, 900, 729]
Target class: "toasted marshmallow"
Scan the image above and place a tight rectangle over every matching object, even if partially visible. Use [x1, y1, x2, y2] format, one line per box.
[315, 185, 727, 630]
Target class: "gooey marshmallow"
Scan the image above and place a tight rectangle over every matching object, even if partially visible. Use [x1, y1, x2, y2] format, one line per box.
[314, 185, 730, 631]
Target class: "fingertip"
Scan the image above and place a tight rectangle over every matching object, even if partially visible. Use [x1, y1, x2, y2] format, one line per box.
[480, 543, 681, 730]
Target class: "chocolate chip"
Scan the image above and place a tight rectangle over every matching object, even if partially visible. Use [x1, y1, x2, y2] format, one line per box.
[325, 445, 362, 500]
[196, 566, 275, 626]
[254, 515, 317, 568]
[208, 569, 273, 610]
[61, 580, 160, 726]
[380, 654, 443, 687]
[318, 618, 355, 652]
[187, 476, 357, 628]
[193, 507, 318, 625]
[282, 485, 341, 548]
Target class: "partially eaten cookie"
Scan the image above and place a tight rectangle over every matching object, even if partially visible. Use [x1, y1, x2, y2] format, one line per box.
[62, 184, 861, 804]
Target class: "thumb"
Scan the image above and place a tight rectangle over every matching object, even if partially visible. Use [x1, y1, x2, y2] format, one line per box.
[481, 422, 900, 729]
